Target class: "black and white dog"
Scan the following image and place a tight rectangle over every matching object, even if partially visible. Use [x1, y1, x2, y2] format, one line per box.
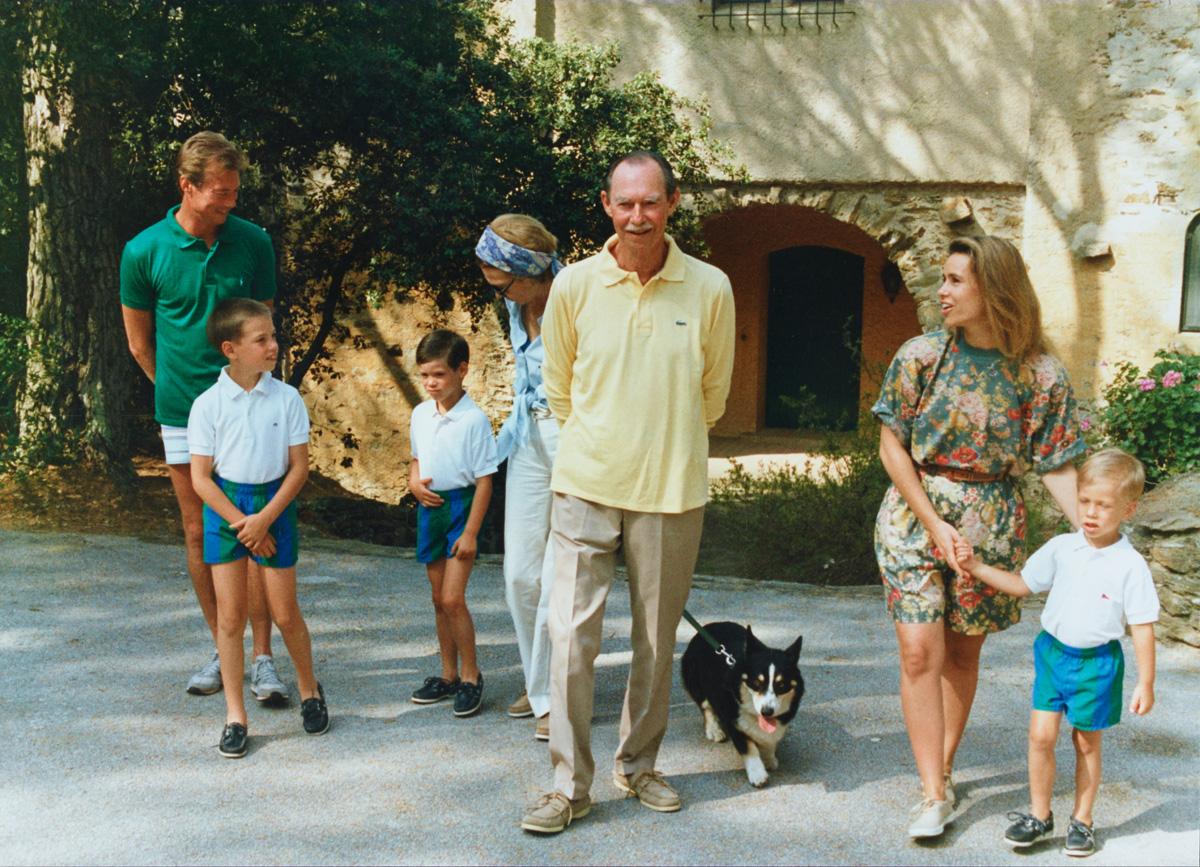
[681, 621, 804, 787]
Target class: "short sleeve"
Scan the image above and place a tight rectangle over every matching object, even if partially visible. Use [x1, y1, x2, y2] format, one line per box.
[409, 409, 420, 460]
[119, 242, 154, 310]
[186, 392, 215, 457]
[1026, 356, 1087, 474]
[250, 231, 277, 302]
[1122, 555, 1160, 625]
[468, 412, 499, 480]
[285, 387, 310, 446]
[872, 336, 942, 449]
[1020, 536, 1061, 593]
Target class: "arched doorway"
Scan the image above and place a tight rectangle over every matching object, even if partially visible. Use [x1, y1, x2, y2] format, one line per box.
[766, 246, 864, 430]
[702, 203, 922, 434]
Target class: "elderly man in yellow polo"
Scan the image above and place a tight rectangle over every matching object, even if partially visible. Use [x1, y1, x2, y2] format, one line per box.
[521, 150, 736, 834]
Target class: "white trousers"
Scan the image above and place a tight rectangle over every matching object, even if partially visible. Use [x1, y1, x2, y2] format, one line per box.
[503, 416, 559, 718]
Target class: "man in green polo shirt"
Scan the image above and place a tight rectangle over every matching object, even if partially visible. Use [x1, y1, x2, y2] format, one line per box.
[120, 131, 286, 701]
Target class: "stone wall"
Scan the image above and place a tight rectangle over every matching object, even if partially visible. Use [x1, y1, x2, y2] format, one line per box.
[1128, 472, 1200, 648]
[301, 297, 513, 503]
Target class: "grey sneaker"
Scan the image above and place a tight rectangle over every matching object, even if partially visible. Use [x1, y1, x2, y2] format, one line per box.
[250, 655, 289, 705]
[186, 651, 223, 695]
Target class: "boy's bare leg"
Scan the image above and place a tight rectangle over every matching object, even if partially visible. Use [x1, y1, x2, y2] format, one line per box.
[261, 566, 318, 699]
[246, 562, 273, 657]
[1071, 727, 1103, 825]
[1028, 710, 1061, 820]
[168, 464, 273, 656]
[895, 622, 948, 801]
[942, 629, 986, 776]
[441, 555, 479, 683]
[212, 559, 250, 725]
[426, 560, 459, 682]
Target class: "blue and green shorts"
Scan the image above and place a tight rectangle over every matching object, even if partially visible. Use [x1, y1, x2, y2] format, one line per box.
[1032, 630, 1124, 731]
[416, 486, 475, 564]
[203, 475, 298, 569]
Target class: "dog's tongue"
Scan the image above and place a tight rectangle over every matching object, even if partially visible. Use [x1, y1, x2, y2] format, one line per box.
[757, 714, 777, 734]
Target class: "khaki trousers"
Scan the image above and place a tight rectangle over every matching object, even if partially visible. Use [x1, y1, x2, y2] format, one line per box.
[547, 492, 705, 798]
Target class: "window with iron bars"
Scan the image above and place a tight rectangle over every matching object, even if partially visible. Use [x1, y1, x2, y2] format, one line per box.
[699, 0, 855, 30]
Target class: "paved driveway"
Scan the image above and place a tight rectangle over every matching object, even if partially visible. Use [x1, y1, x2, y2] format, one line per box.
[1, 529, 1196, 865]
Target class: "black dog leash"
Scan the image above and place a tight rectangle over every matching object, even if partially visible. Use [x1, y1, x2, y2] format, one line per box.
[681, 608, 737, 668]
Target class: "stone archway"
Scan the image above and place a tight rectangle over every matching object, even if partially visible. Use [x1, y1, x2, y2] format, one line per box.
[694, 183, 1025, 434]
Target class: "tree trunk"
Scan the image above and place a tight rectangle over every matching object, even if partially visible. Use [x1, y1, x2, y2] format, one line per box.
[18, 6, 130, 474]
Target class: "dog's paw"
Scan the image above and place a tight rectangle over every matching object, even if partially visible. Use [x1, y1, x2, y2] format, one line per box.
[762, 752, 779, 771]
[745, 756, 769, 787]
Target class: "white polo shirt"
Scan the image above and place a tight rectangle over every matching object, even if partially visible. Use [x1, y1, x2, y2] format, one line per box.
[1021, 531, 1160, 648]
[409, 393, 498, 491]
[188, 368, 310, 484]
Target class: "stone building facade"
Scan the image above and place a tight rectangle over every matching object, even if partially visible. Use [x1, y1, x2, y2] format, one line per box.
[507, 0, 1200, 428]
[305, 0, 1199, 496]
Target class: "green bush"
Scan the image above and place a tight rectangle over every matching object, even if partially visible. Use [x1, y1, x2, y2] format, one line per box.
[1096, 349, 1200, 483]
[0, 313, 28, 459]
[700, 428, 891, 585]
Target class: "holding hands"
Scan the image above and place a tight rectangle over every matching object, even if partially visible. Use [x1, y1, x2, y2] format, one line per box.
[953, 538, 978, 574]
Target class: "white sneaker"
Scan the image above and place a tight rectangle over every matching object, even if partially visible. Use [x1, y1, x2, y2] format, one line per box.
[250, 655, 289, 704]
[944, 774, 958, 808]
[186, 651, 222, 695]
[908, 797, 953, 838]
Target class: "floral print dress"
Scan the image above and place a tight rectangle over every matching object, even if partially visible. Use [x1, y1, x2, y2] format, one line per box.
[872, 330, 1085, 634]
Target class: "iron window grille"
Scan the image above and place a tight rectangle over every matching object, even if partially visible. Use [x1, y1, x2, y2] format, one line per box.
[699, 0, 855, 30]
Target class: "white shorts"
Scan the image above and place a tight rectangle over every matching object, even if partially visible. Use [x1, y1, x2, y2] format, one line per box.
[161, 425, 190, 465]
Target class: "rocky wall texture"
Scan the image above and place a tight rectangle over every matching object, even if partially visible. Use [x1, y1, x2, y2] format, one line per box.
[301, 298, 513, 504]
[693, 183, 1026, 330]
[1128, 472, 1200, 648]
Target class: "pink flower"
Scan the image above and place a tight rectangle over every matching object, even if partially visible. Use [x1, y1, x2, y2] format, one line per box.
[1080, 417, 1092, 431]
[1137, 378, 1157, 391]
[1162, 370, 1183, 388]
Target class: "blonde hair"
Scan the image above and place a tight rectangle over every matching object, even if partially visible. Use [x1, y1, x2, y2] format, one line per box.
[1078, 447, 1146, 502]
[177, 131, 248, 188]
[488, 214, 558, 279]
[947, 236, 1045, 359]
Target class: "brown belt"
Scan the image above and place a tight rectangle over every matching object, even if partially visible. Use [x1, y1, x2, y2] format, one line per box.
[919, 464, 1009, 483]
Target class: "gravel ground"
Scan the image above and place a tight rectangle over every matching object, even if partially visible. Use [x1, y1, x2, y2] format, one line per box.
[1, 528, 1196, 866]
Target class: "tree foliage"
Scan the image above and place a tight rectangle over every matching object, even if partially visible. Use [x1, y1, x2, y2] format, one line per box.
[1, 0, 743, 466]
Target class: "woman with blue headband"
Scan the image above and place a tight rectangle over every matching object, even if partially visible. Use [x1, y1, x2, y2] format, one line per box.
[475, 214, 563, 742]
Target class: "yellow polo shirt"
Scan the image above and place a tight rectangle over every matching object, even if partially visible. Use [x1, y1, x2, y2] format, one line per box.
[542, 234, 735, 513]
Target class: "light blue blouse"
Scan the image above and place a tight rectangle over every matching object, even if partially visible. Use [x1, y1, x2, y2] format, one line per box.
[496, 298, 549, 461]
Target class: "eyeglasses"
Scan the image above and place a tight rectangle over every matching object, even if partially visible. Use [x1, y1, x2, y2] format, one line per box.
[492, 277, 515, 298]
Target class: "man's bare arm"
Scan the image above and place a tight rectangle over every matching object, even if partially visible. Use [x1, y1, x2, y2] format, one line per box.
[121, 305, 156, 384]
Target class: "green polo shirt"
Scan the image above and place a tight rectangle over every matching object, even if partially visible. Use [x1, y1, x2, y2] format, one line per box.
[119, 206, 276, 427]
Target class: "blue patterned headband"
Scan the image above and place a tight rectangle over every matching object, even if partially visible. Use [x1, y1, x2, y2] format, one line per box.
[475, 225, 562, 279]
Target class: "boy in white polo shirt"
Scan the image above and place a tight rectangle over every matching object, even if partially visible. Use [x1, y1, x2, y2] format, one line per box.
[408, 329, 498, 718]
[188, 297, 329, 758]
[956, 448, 1159, 857]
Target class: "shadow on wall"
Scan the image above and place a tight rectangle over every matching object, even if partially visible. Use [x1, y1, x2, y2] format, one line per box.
[572, 0, 1109, 384]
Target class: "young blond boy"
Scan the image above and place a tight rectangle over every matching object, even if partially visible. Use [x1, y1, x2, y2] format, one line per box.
[956, 448, 1159, 857]
[408, 329, 498, 717]
[188, 298, 329, 757]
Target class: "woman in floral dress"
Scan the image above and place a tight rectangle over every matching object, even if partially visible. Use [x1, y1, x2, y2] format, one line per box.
[873, 236, 1086, 838]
